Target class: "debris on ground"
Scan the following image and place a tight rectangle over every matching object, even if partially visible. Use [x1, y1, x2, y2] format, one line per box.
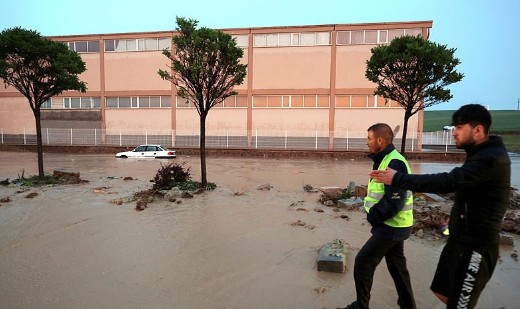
[257, 183, 273, 191]
[290, 220, 315, 229]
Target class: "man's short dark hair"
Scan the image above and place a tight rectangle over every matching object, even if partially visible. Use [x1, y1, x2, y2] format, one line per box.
[452, 104, 492, 134]
[368, 123, 394, 143]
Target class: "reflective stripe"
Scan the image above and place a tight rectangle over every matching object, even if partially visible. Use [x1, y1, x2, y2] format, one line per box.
[364, 200, 377, 209]
[364, 195, 413, 211]
[368, 191, 383, 200]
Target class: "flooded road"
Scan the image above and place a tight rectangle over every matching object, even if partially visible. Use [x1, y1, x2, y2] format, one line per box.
[0, 152, 518, 309]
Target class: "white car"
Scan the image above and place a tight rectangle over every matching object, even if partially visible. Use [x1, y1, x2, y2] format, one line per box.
[115, 144, 176, 159]
[443, 125, 455, 131]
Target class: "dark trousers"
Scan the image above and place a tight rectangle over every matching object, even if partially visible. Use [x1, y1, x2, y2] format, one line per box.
[353, 235, 416, 309]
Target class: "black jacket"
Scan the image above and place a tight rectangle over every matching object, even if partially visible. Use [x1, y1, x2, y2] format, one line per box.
[392, 136, 511, 245]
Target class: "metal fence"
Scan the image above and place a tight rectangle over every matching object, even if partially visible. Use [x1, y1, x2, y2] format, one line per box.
[0, 128, 456, 152]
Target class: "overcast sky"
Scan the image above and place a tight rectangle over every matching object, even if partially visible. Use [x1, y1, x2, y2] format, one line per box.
[1, 0, 519, 110]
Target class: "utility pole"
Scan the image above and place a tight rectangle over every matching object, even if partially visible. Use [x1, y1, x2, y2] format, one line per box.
[518, 98, 519, 111]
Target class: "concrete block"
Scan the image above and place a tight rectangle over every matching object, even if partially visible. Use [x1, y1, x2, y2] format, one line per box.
[337, 197, 363, 210]
[317, 186, 343, 200]
[317, 239, 348, 273]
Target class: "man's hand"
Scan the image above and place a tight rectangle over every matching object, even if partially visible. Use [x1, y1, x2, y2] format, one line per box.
[369, 168, 397, 185]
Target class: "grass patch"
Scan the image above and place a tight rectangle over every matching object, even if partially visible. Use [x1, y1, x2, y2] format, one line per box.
[12, 175, 69, 187]
[500, 134, 520, 153]
[424, 110, 520, 152]
[424, 110, 520, 133]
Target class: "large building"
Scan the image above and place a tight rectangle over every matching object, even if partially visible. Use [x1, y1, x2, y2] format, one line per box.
[0, 20, 432, 150]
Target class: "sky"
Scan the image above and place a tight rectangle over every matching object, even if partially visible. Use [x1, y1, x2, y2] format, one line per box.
[1, 0, 519, 110]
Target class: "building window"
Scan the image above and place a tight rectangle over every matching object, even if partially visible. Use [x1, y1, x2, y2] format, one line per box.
[378, 30, 388, 43]
[63, 97, 101, 109]
[336, 28, 422, 45]
[405, 28, 422, 36]
[158, 38, 170, 50]
[316, 32, 331, 45]
[250, 95, 328, 108]
[253, 96, 268, 107]
[335, 95, 396, 108]
[176, 97, 196, 108]
[106, 96, 171, 108]
[253, 32, 331, 47]
[351, 31, 364, 45]
[388, 29, 404, 42]
[232, 35, 249, 47]
[104, 37, 170, 52]
[41, 99, 52, 109]
[65, 40, 100, 53]
[177, 95, 246, 108]
[217, 95, 247, 108]
[337, 31, 350, 45]
[279, 33, 291, 46]
[253, 34, 266, 47]
[266, 34, 278, 46]
[291, 33, 300, 46]
[300, 33, 316, 46]
[364, 30, 378, 44]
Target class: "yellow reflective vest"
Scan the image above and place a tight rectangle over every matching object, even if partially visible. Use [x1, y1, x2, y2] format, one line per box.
[364, 149, 413, 228]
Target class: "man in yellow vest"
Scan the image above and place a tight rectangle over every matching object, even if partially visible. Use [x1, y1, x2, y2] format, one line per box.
[339, 123, 416, 309]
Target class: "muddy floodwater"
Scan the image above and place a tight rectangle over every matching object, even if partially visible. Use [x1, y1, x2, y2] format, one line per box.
[0, 152, 518, 309]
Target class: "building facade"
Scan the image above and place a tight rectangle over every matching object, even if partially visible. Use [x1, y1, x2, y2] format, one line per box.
[0, 20, 432, 150]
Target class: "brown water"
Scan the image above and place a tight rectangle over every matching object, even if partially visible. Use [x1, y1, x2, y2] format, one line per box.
[0, 152, 518, 309]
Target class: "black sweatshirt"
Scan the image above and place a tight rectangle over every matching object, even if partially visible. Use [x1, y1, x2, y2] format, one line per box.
[392, 136, 511, 245]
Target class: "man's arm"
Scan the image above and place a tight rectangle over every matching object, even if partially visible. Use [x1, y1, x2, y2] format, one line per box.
[369, 159, 492, 194]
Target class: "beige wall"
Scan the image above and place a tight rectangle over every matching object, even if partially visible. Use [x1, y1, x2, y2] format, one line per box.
[105, 109, 171, 133]
[175, 109, 248, 132]
[336, 45, 375, 89]
[0, 97, 35, 132]
[335, 108, 420, 137]
[251, 109, 329, 132]
[79, 53, 101, 92]
[252, 47, 331, 90]
[104, 51, 171, 92]
[234, 51, 249, 91]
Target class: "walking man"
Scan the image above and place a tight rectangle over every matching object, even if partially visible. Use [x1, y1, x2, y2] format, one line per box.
[339, 123, 416, 309]
[370, 104, 511, 308]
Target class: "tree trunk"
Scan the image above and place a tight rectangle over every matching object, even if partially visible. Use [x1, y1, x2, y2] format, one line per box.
[400, 111, 411, 156]
[199, 113, 207, 188]
[34, 108, 45, 179]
